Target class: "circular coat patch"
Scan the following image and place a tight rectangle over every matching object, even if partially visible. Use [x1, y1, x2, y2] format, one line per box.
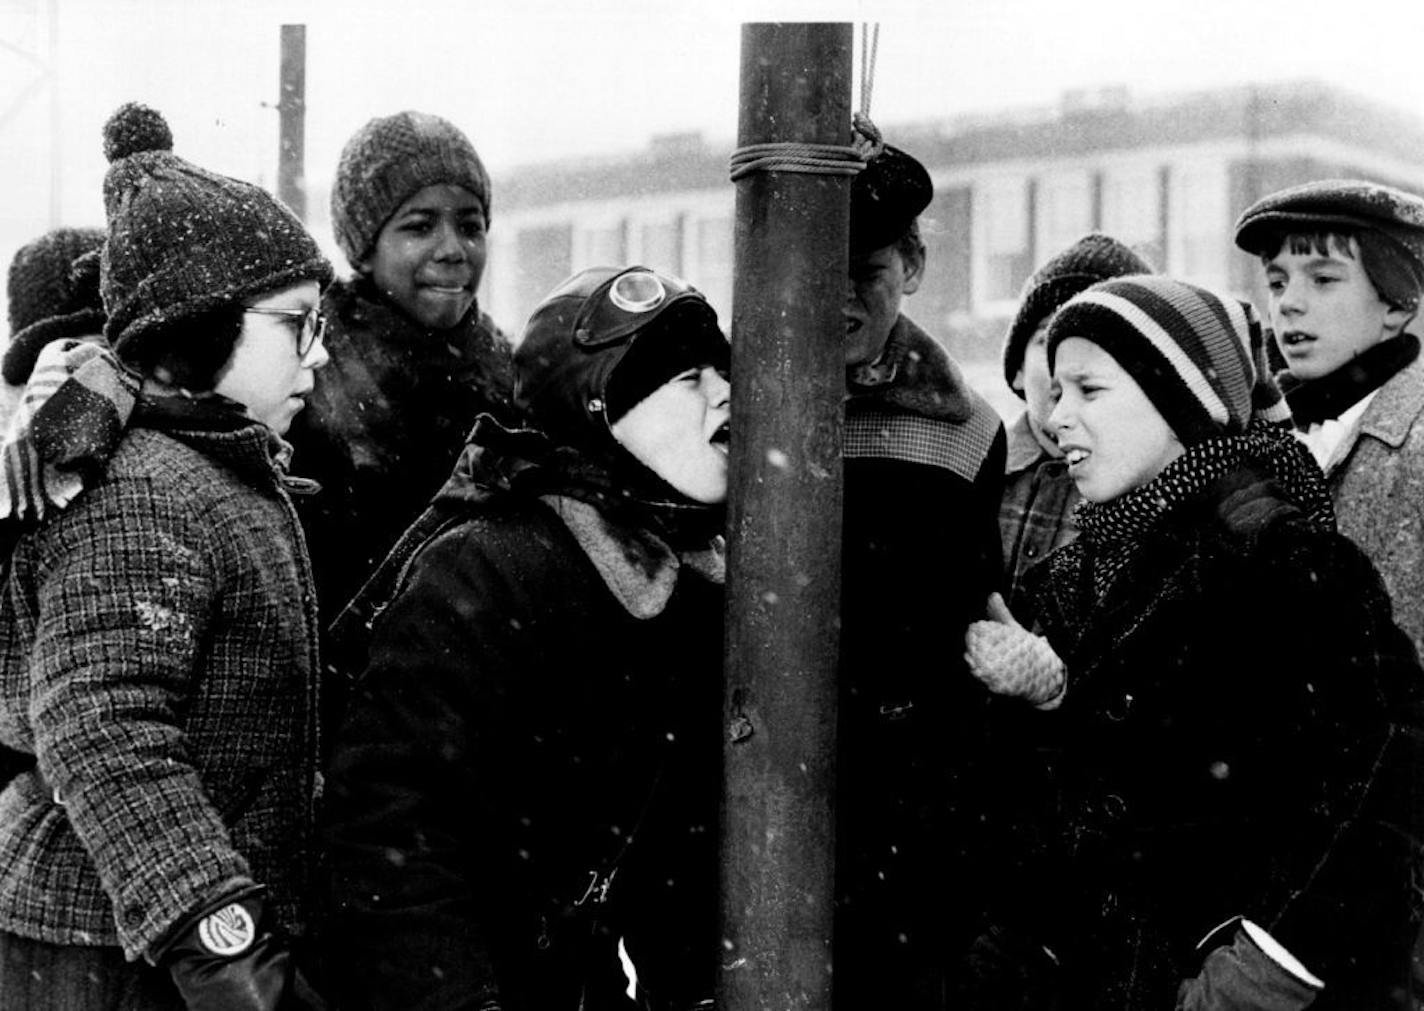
[196, 902, 256, 957]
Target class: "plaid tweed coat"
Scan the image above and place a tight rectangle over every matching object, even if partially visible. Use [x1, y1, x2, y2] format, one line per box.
[1322, 349, 1424, 662]
[0, 412, 321, 962]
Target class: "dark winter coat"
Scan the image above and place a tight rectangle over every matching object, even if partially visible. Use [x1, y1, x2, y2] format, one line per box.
[0, 401, 322, 962]
[321, 425, 725, 1011]
[1009, 462, 1424, 1009]
[836, 313, 1008, 1006]
[285, 276, 516, 617]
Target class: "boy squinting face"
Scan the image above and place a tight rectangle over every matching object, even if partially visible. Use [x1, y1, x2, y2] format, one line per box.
[1048, 337, 1183, 504]
[1264, 235, 1409, 383]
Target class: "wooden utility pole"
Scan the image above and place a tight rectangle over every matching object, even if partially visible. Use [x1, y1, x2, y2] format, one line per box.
[277, 24, 306, 220]
[719, 22, 852, 1011]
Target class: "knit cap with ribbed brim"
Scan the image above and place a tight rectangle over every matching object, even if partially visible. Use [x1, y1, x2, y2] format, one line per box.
[98, 103, 333, 361]
[1046, 276, 1282, 445]
[1002, 233, 1153, 395]
[5, 227, 107, 385]
[331, 110, 491, 269]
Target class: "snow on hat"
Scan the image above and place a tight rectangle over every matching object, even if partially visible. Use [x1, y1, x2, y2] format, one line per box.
[850, 143, 932, 255]
[1234, 179, 1424, 309]
[5, 227, 107, 385]
[1001, 233, 1153, 396]
[331, 110, 491, 269]
[1046, 276, 1272, 445]
[98, 102, 332, 362]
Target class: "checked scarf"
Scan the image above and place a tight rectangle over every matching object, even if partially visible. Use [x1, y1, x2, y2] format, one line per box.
[0, 339, 140, 522]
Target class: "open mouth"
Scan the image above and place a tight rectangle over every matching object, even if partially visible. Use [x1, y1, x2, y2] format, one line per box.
[844, 318, 863, 335]
[710, 419, 731, 451]
[1280, 331, 1314, 348]
[1063, 447, 1089, 467]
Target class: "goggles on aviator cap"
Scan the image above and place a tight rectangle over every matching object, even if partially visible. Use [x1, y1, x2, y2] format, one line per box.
[573, 267, 709, 349]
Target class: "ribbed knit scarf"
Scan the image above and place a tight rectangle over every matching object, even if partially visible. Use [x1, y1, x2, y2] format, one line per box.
[1281, 333, 1420, 428]
[0, 338, 140, 521]
[1075, 423, 1334, 601]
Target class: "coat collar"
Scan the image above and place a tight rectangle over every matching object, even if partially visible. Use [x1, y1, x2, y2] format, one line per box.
[1004, 409, 1060, 475]
[846, 314, 974, 423]
[540, 493, 725, 619]
[1325, 349, 1424, 473]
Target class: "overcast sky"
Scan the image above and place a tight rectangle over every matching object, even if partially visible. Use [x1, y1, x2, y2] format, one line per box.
[3, 0, 1424, 255]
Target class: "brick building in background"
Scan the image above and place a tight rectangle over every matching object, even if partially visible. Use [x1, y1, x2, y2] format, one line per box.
[479, 80, 1424, 415]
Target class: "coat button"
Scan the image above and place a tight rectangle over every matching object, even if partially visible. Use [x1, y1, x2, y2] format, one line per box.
[123, 906, 144, 929]
[1104, 693, 1134, 722]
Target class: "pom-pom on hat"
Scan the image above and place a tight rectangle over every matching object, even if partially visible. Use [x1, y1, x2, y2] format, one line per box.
[1001, 233, 1153, 396]
[5, 227, 107, 385]
[1047, 275, 1270, 445]
[98, 102, 333, 361]
[331, 110, 491, 269]
[514, 265, 727, 448]
[850, 143, 932, 255]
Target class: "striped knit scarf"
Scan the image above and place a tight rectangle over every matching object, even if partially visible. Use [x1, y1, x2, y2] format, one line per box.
[0, 338, 140, 522]
[1075, 422, 1334, 600]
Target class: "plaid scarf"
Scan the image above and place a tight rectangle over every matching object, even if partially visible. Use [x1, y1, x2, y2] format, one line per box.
[0, 338, 140, 522]
[1075, 422, 1334, 600]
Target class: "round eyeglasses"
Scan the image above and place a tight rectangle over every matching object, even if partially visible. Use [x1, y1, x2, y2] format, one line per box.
[241, 305, 328, 358]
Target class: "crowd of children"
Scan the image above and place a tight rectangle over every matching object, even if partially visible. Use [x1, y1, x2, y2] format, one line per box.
[0, 94, 1421, 1011]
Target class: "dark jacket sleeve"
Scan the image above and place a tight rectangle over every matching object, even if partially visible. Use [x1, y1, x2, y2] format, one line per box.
[1232, 515, 1424, 987]
[321, 518, 534, 1011]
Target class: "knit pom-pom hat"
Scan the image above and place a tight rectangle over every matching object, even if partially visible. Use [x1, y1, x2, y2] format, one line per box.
[1001, 233, 1153, 395]
[5, 227, 107, 385]
[330, 110, 491, 269]
[1047, 276, 1274, 445]
[98, 102, 333, 362]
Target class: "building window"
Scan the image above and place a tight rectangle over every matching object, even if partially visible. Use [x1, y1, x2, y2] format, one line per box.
[1167, 165, 1229, 289]
[1038, 172, 1093, 263]
[636, 217, 683, 276]
[574, 221, 625, 269]
[513, 223, 573, 330]
[1101, 167, 1163, 270]
[692, 216, 733, 325]
[979, 179, 1032, 306]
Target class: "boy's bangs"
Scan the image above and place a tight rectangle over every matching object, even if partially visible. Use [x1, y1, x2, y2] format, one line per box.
[1280, 231, 1357, 260]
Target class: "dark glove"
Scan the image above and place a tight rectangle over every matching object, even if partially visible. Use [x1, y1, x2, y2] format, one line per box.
[1177, 925, 1320, 1011]
[950, 924, 1060, 1010]
[153, 884, 326, 1011]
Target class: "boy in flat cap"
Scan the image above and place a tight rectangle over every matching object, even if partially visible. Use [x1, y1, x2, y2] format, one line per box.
[1235, 179, 1424, 660]
[835, 136, 1007, 1009]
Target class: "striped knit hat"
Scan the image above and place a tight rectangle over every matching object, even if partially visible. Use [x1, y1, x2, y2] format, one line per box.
[1047, 276, 1289, 445]
[1002, 232, 1153, 394]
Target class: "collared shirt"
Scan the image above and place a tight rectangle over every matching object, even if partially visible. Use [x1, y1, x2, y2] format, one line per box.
[999, 410, 1080, 610]
[1296, 388, 1377, 474]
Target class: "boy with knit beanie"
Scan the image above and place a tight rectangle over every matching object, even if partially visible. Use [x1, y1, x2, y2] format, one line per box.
[997, 232, 1152, 608]
[0, 102, 332, 1009]
[286, 109, 516, 625]
[1234, 179, 1424, 660]
[959, 275, 1422, 1009]
[4, 227, 107, 387]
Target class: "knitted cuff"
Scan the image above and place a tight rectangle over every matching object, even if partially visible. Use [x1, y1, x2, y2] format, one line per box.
[965, 620, 1066, 708]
